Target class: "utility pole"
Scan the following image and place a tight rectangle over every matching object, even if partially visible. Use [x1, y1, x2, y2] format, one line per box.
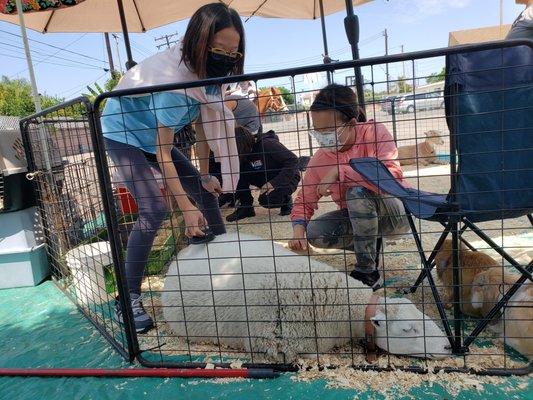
[154, 33, 179, 50]
[384, 29, 390, 94]
[104, 33, 115, 76]
[112, 34, 123, 73]
[401, 44, 406, 78]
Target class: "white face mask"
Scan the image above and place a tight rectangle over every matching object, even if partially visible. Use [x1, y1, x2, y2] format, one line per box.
[309, 125, 345, 150]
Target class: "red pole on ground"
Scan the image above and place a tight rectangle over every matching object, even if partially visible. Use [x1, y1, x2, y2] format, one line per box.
[0, 368, 277, 379]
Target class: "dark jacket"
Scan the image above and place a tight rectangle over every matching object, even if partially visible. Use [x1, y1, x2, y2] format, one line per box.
[239, 130, 300, 191]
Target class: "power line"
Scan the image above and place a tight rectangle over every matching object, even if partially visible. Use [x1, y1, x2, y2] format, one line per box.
[0, 29, 107, 63]
[0, 39, 107, 72]
[57, 71, 109, 98]
[154, 32, 179, 50]
[0, 52, 104, 70]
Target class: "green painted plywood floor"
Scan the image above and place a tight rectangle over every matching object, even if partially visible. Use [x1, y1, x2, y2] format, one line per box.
[0, 281, 531, 400]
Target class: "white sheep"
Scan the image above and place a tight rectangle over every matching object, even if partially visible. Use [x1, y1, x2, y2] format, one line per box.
[162, 233, 452, 362]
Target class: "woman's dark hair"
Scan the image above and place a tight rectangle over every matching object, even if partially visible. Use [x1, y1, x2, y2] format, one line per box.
[235, 126, 255, 156]
[182, 3, 245, 79]
[310, 84, 366, 123]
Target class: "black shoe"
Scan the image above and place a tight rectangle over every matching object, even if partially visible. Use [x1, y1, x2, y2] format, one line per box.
[226, 206, 256, 222]
[350, 269, 383, 291]
[188, 228, 216, 245]
[279, 196, 293, 216]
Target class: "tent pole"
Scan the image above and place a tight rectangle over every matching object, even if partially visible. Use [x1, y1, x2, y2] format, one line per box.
[318, 0, 332, 84]
[15, 0, 41, 114]
[344, 0, 365, 110]
[116, 0, 136, 69]
[15, 0, 52, 172]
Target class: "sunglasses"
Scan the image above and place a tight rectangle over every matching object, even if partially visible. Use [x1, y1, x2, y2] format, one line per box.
[209, 47, 243, 60]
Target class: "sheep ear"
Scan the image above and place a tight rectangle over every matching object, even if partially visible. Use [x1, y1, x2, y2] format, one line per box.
[370, 310, 386, 328]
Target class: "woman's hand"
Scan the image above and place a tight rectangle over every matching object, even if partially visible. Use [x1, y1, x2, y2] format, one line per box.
[182, 207, 208, 238]
[201, 175, 222, 197]
[288, 225, 308, 251]
[260, 181, 275, 195]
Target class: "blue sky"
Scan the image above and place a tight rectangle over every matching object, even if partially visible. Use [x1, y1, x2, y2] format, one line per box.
[0, 0, 526, 99]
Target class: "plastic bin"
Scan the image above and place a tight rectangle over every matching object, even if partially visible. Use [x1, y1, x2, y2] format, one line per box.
[66, 242, 113, 306]
[0, 129, 36, 213]
[0, 207, 49, 289]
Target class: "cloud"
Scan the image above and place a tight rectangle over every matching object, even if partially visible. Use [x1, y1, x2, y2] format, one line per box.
[392, 0, 472, 23]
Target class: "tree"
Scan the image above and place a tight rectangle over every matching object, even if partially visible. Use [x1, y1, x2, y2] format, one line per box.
[396, 76, 413, 93]
[0, 76, 64, 117]
[276, 86, 294, 105]
[426, 67, 446, 84]
[83, 71, 123, 105]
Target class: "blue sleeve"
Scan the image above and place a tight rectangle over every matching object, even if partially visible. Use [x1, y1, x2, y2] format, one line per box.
[151, 92, 199, 132]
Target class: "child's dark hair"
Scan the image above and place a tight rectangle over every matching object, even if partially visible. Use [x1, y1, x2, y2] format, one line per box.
[235, 126, 255, 156]
[310, 84, 366, 123]
[182, 3, 245, 79]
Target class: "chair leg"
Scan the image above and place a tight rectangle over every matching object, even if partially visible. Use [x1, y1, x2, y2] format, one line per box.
[375, 237, 383, 270]
[404, 215, 456, 348]
[407, 221, 452, 294]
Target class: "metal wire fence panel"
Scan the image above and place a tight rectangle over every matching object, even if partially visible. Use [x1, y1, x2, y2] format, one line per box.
[17, 41, 531, 375]
[87, 40, 532, 374]
[19, 98, 132, 359]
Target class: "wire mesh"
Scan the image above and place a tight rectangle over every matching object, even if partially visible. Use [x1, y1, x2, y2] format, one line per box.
[20, 41, 532, 375]
[19, 98, 132, 359]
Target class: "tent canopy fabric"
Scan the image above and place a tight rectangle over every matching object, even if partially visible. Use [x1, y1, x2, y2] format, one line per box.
[0, 0, 372, 33]
[448, 25, 511, 46]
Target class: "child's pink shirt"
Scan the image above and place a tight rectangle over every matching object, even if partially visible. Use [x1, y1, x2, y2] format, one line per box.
[291, 120, 405, 224]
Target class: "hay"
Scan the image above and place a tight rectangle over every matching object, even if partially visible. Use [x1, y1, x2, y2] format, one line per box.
[138, 161, 531, 376]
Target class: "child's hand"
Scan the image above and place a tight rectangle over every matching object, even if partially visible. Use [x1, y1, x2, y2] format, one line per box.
[289, 225, 307, 251]
[260, 181, 274, 195]
[317, 182, 332, 197]
[317, 168, 339, 197]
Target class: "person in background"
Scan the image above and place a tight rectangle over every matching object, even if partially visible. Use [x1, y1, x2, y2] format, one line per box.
[100, 3, 244, 333]
[506, 0, 533, 40]
[226, 126, 300, 222]
[209, 94, 262, 207]
[288, 84, 409, 290]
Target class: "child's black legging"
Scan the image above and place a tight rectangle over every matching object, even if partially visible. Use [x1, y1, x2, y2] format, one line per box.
[105, 138, 226, 295]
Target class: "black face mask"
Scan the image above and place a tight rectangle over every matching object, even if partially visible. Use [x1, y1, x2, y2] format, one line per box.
[206, 52, 237, 78]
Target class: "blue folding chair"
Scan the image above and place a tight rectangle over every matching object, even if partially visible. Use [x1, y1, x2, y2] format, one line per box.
[350, 41, 533, 356]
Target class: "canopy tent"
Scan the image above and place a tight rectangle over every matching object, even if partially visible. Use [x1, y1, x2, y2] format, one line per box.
[0, 0, 372, 32]
[1, 0, 373, 107]
[448, 24, 511, 46]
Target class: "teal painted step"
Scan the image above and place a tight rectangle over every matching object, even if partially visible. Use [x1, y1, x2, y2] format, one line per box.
[1, 282, 531, 400]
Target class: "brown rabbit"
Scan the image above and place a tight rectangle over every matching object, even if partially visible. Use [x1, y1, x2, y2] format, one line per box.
[398, 130, 446, 166]
[471, 270, 533, 359]
[434, 239, 500, 317]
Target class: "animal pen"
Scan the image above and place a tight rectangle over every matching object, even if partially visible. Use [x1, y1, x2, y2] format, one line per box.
[19, 40, 532, 377]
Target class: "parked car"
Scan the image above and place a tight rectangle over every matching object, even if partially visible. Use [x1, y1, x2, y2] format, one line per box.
[394, 91, 444, 113]
[380, 95, 398, 115]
